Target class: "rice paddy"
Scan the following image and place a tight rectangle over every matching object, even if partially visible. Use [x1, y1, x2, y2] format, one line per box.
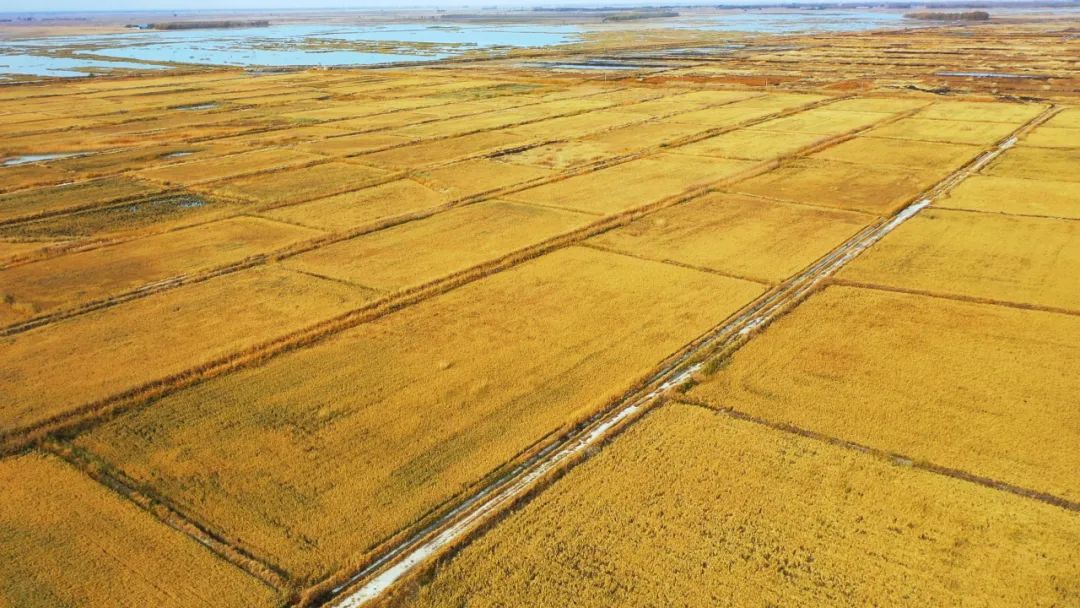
[1, 10, 1076, 607]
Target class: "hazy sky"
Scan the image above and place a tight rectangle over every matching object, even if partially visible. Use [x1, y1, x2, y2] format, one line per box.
[0, 0, 1033, 11]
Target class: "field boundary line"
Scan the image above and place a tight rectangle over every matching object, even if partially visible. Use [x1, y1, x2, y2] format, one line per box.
[0, 91, 842, 335]
[0, 152, 775, 453]
[928, 203, 1080, 223]
[676, 398, 1080, 512]
[578, 242, 774, 286]
[39, 440, 297, 595]
[316, 101, 1061, 608]
[830, 278, 1080, 317]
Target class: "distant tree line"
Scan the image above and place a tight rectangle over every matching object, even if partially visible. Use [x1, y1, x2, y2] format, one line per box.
[145, 20, 270, 30]
[904, 11, 990, 20]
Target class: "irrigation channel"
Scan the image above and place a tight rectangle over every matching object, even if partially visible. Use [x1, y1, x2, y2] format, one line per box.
[315, 104, 1060, 607]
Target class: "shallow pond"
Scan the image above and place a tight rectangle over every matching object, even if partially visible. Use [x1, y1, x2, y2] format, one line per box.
[2, 23, 582, 78]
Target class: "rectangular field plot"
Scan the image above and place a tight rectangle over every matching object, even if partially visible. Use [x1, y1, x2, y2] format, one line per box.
[984, 147, 1080, 182]
[413, 159, 553, 200]
[1020, 126, 1080, 149]
[687, 285, 1080, 500]
[675, 129, 830, 161]
[260, 179, 451, 232]
[396, 98, 615, 139]
[732, 158, 939, 216]
[580, 120, 712, 152]
[1042, 107, 1080, 129]
[293, 133, 415, 157]
[355, 130, 527, 169]
[495, 140, 622, 170]
[663, 104, 786, 129]
[0, 216, 322, 321]
[136, 149, 323, 186]
[589, 193, 870, 282]
[865, 117, 1017, 145]
[213, 124, 355, 148]
[810, 136, 981, 169]
[913, 100, 1045, 124]
[286, 201, 592, 291]
[939, 175, 1080, 219]
[204, 161, 392, 207]
[0, 176, 160, 223]
[0, 163, 74, 194]
[397, 402, 1080, 608]
[0, 452, 279, 608]
[73, 246, 763, 583]
[745, 108, 888, 135]
[819, 96, 929, 114]
[506, 110, 648, 140]
[507, 154, 752, 215]
[839, 208, 1080, 311]
[0, 266, 370, 434]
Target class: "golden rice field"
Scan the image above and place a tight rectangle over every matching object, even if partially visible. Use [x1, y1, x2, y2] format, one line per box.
[74, 247, 764, 582]
[393, 403, 1080, 607]
[686, 285, 1080, 501]
[838, 208, 1080, 311]
[1, 14, 1077, 607]
[0, 452, 279, 608]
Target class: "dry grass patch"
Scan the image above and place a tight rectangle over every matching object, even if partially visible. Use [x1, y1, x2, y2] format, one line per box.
[689, 285, 1080, 500]
[205, 162, 392, 207]
[1042, 108, 1080, 129]
[355, 130, 527, 170]
[294, 133, 414, 157]
[506, 110, 648, 140]
[1020, 126, 1080, 149]
[508, 154, 752, 215]
[580, 120, 711, 152]
[914, 100, 1045, 123]
[810, 136, 982, 169]
[675, 129, 830, 160]
[0, 267, 370, 434]
[984, 146, 1080, 182]
[413, 159, 553, 200]
[136, 149, 324, 186]
[321, 110, 434, 133]
[0, 163, 74, 194]
[260, 179, 450, 232]
[589, 193, 870, 282]
[396, 98, 615, 139]
[839, 208, 1080, 311]
[0, 177, 160, 223]
[0, 452, 280, 608]
[821, 96, 929, 113]
[496, 140, 622, 170]
[74, 246, 763, 583]
[397, 402, 1080, 608]
[745, 108, 887, 135]
[664, 104, 788, 129]
[286, 200, 592, 291]
[214, 125, 355, 148]
[0, 216, 322, 321]
[732, 158, 939, 215]
[940, 174, 1080, 219]
[866, 117, 1017, 145]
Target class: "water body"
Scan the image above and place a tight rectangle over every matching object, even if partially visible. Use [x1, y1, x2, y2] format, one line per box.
[2, 23, 581, 78]
[2, 152, 87, 166]
[0, 13, 914, 80]
[678, 10, 907, 34]
[0, 52, 166, 79]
